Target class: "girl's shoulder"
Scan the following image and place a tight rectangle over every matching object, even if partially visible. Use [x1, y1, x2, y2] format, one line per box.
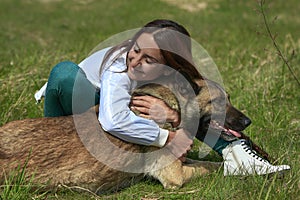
[104, 49, 127, 72]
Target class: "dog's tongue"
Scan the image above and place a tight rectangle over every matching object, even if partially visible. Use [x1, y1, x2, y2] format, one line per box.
[227, 128, 241, 138]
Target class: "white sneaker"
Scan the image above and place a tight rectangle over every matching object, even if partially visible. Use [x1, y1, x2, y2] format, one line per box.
[222, 139, 290, 176]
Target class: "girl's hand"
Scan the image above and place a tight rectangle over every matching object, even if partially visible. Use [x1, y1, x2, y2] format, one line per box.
[131, 95, 180, 127]
[166, 129, 193, 162]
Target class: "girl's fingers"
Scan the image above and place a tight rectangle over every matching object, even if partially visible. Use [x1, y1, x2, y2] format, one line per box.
[138, 113, 151, 119]
[133, 95, 161, 104]
[131, 99, 151, 108]
[131, 106, 149, 114]
[132, 95, 179, 125]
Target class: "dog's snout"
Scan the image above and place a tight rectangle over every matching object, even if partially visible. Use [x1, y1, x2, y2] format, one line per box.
[244, 118, 252, 127]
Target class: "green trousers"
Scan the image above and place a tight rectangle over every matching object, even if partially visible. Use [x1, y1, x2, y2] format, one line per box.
[44, 61, 100, 117]
[44, 61, 230, 155]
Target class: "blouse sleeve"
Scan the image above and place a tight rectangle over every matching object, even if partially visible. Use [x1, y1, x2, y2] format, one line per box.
[98, 67, 168, 147]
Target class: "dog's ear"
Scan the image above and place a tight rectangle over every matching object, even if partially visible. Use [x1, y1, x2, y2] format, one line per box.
[194, 79, 206, 88]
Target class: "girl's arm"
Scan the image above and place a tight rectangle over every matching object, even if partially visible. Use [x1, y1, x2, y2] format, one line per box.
[98, 67, 169, 147]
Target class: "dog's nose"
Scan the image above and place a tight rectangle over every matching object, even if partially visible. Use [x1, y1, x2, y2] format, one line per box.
[244, 118, 252, 127]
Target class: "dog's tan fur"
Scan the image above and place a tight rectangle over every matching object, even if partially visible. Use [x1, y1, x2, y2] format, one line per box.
[0, 79, 223, 194]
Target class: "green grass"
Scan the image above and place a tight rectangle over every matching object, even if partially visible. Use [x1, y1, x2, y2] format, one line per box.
[0, 153, 47, 200]
[0, 0, 299, 199]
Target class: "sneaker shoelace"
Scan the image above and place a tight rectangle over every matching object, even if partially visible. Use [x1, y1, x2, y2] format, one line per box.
[240, 140, 268, 163]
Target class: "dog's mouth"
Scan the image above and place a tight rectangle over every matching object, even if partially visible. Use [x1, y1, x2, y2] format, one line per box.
[209, 120, 241, 138]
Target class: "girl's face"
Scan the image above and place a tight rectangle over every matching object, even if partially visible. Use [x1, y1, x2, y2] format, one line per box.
[127, 33, 168, 81]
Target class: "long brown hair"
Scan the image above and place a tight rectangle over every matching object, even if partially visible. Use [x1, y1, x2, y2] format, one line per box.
[100, 19, 202, 94]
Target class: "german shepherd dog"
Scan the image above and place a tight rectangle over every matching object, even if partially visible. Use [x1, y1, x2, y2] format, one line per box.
[0, 79, 257, 194]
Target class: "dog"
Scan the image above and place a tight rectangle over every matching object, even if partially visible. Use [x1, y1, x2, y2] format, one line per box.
[132, 79, 253, 143]
[0, 78, 254, 194]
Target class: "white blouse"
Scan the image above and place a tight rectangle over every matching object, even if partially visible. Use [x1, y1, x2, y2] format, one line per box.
[35, 47, 168, 147]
